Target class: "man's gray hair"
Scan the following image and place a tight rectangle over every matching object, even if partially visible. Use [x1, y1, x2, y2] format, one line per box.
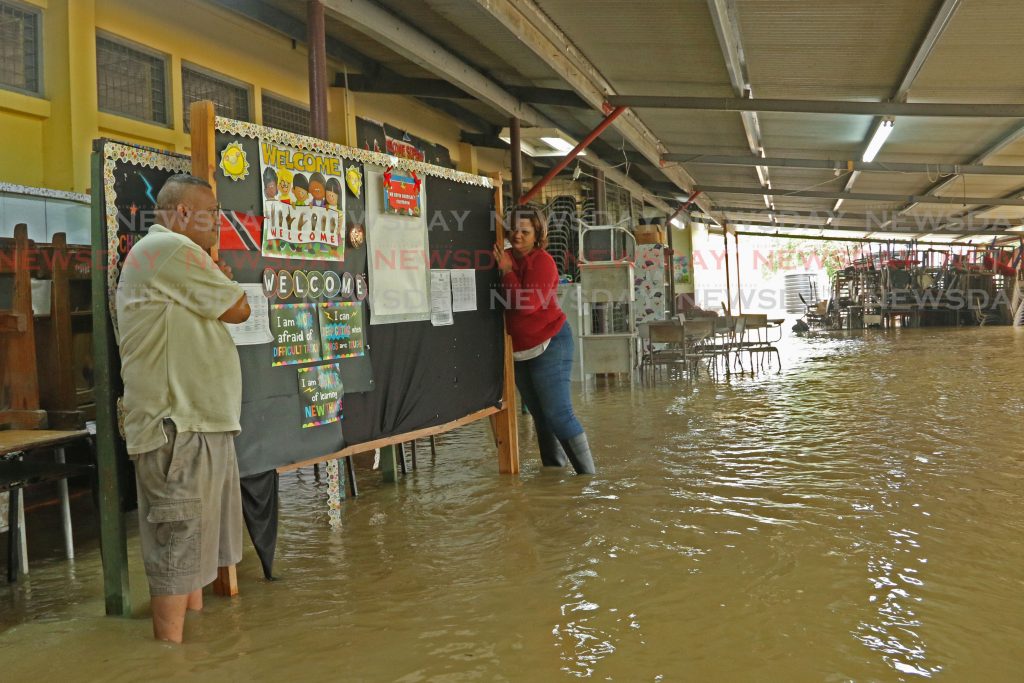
[156, 174, 213, 210]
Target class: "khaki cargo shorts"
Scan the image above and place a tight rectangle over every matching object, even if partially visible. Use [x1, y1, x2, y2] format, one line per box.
[133, 419, 242, 596]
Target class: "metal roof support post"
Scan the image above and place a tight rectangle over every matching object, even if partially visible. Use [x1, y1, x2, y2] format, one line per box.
[510, 117, 522, 207]
[307, 0, 329, 139]
[723, 226, 733, 317]
[519, 106, 627, 206]
[735, 232, 742, 315]
[666, 211, 677, 318]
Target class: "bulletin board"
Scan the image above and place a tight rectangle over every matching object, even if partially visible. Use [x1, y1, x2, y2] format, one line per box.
[96, 116, 505, 479]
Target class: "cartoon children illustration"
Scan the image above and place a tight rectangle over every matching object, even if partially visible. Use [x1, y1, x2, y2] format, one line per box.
[277, 168, 294, 204]
[308, 172, 327, 207]
[325, 177, 342, 211]
[263, 166, 278, 201]
[292, 173, 310, 206]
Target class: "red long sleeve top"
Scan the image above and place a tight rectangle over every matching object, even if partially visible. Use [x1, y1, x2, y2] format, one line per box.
[500, 247, 566, 351]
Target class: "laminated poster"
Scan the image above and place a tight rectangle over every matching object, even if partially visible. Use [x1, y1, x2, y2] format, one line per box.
[318, 301, 366, 360]
[430, 269, 454, 326]
[260, 140, 346, 261]
[298, 363, 343, 428]
[382, 168, 422, 217]
[270, 303, 321, 367]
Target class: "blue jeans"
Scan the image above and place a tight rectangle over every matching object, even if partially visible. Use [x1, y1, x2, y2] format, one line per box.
[514, 322, 585, 442]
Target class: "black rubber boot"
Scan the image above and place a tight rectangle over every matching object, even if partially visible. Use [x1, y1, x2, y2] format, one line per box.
[537, 427, 568, 467]
[559, 433, 596, 475]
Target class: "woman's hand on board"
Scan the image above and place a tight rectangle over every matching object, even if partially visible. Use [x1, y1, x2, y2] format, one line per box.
[494, 245, 514, 275]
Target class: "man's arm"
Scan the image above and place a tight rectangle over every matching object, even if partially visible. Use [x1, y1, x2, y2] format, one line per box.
[219, 293, 251, 324]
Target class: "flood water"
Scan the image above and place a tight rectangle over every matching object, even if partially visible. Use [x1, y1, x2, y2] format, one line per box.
[2, 327, 1023, 681]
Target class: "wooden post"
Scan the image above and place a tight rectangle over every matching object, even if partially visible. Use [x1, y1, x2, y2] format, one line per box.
[90, 150, 131, 616]
[307, 0, 328, 140]
[490, 173, 520, 474]
[3, 225, 40, 418]
[189, 100, 238, 597]
[47, 233, 78, 428]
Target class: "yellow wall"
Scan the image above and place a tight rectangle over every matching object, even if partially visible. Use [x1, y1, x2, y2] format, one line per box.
[0, 0, 497, 195]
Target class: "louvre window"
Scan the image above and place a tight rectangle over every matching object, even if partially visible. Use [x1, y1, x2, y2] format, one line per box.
[182, 65, 250, 131]
[96, 35, 168, 124]
[0, 1, 41, 94]
[262, 92, 310, 136]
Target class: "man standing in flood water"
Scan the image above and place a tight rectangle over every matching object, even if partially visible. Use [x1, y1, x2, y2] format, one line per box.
[116, 174, 251, 643]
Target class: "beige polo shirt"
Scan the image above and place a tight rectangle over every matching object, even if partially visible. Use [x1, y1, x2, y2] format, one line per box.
[116, 224, 245, 455]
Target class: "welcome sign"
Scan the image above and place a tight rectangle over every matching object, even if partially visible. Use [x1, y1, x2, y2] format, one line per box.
[260, 141, 346, 261]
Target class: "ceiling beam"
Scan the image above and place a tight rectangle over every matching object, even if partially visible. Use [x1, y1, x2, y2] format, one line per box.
[695, 184, 1024, 206]
[663, 153, 1024, 176]
[894, 0, 963, 99]
[728, 231, 990, 247]
[887, 121, 1024, 221]
[321, 0, 664, 209]
[470, 0, 714, 219]
[336, 74, 590, 107]
[692, 219, 1016, 238]
[338, 73, 470, 99]
[706, 0, 775, 214]
[604, 95, 1024, 118]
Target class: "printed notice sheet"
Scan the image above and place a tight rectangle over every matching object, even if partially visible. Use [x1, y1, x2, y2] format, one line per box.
[449, 269, 477, 312]
[226, 283, 273, 345]
[430, 269, 454, 326]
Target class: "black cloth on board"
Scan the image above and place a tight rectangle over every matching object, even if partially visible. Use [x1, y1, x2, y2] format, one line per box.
[240, 470, 279, 580]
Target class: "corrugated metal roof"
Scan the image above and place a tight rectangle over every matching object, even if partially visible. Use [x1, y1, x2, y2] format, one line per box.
[534, 0, 733, 94]
[910, 0, 1024, 102]
[735, 0, 942, 100]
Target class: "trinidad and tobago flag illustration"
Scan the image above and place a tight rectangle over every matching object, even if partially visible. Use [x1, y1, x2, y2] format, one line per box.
[219, 210, 263, 251]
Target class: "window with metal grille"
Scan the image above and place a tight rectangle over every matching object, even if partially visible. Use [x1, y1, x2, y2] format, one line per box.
[96, 35, 168, 124]
[261, 92, 310, 136]
[0, 1, 40, 94]
[181, 65, 250, 131]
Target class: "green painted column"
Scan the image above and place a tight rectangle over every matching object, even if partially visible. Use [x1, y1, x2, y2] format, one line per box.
[90, 149, 131, 616]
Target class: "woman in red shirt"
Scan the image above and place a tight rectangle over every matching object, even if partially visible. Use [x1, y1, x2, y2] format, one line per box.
[493, 208, 595, 474]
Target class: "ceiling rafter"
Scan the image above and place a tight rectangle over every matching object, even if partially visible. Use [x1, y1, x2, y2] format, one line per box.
[706, 0, 775, 217]
[695, 184, 1024, 206]
[663, 153, 1024, 176]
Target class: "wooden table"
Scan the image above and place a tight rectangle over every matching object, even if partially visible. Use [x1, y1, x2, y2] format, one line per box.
[1, 429, 92, 582]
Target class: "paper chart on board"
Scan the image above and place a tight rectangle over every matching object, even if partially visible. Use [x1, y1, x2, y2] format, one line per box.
[226, 283, 274, 345]
[430, 269, 454, 326]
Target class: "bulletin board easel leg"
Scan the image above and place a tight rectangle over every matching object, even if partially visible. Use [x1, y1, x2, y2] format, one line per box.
[490, 172, 520, 474]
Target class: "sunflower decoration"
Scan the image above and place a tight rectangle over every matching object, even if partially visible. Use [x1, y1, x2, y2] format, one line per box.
[219, 142, 250, 181]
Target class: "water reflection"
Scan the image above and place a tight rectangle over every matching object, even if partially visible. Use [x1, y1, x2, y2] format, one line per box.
[1, 328, 1023, 680]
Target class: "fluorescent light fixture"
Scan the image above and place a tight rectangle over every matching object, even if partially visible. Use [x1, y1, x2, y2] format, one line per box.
[540, 136, 575, 153]
[862, 118, 895, 163]
[499, 127, 586, 157]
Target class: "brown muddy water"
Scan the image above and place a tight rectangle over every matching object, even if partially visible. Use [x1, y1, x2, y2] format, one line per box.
[2, 327, 1023, 681]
